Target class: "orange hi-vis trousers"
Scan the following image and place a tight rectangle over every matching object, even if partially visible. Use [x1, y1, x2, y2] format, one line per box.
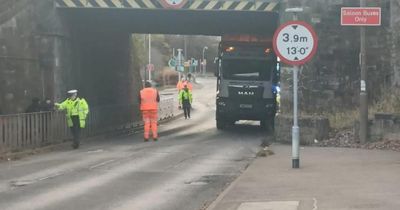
[142, 110, 158, 139]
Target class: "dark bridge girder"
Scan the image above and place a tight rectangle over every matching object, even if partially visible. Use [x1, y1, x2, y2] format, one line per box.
[59, 8, 279, 36]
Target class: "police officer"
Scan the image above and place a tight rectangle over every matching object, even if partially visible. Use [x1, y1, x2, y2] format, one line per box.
[178, 84, 193, 119]
[55, 90, 89, 149]
[139, 82, 160, 141]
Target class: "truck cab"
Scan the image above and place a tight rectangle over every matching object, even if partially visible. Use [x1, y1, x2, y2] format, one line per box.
[215, 35, 279, 130]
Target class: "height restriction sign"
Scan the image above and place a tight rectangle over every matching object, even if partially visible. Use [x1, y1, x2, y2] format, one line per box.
[273, 21, 318, 65]
[160, 0, 187, 9]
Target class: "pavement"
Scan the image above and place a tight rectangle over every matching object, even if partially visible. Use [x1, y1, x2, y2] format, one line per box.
[207, 144, 400, 210]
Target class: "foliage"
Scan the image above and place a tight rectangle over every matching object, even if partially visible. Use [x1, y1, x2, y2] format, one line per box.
[325, 110, 358, 130]
[370, 89, 400, 113]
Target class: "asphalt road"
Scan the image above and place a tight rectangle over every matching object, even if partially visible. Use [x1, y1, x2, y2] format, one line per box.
[0, 77, 269, 210]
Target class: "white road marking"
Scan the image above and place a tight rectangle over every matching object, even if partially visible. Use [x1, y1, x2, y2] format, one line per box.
[87, 149, 104, 153]
[89, 159, 116, 170]
[237, 201, 299, 210]
[313, 197, 318, 210]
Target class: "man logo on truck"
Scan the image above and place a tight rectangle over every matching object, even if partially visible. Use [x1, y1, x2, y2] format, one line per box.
[238, 91, 255, 96]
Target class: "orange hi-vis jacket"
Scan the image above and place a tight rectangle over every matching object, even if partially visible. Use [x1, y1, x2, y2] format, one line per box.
[139, 88, 160, 111]
[176, 81, 184, 91]
[183, 81, 193, 91]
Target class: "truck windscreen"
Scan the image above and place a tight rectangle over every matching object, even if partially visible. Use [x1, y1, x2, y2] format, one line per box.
[222, 59, 272, 81]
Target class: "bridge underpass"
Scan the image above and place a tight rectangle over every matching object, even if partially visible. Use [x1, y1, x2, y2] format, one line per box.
[55, 0, 279, 108]
[0, 2, 284, 209]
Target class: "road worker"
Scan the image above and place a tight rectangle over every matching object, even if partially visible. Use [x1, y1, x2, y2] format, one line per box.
[55, 90, 89, 149]
[139, 81, 160, 141]
[176, 77, 185, 93]
[184, 74, 193, 91]
[183, 79, 193, 91]
[178, 84, 193, 119]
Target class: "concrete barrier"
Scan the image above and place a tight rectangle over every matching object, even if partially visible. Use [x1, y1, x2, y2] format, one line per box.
[275, 114, 330, 145]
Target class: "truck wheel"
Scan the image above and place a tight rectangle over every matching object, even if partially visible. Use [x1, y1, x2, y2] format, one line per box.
[260, 120, 267, 129]
[216, 119, 226, 130]
[260, 119, 274, 132]
[270, 116, 275, 131]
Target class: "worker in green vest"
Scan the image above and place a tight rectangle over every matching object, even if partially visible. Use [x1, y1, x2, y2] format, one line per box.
[178, 85, 193, 119]
[55, 90, 89, 149]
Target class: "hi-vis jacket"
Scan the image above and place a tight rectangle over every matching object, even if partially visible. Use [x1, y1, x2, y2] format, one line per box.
[179, 89, 193, 104]
[139, 88, 160, 111]
[176, 81, 193, 92]
[57, 98, 89, 128]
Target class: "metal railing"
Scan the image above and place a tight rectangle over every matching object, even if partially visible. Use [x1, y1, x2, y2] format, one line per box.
[0, 97, 174, 152]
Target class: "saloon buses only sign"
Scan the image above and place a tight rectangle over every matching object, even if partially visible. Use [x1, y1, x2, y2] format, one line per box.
[341, 7, 381, 26]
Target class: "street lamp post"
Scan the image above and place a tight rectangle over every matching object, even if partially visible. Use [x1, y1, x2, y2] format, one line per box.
[148, 34, 152, 82]
[177, 49, 183, 81]
[202, 46, 208, 75]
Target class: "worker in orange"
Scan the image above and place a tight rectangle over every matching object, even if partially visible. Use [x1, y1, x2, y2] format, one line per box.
[139, 81, 160, 142]
[183, 74, 193, 91]
[176, 77, 185, 93]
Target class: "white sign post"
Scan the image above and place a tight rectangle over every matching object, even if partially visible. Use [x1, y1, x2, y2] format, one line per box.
[273, 20, 318, 169]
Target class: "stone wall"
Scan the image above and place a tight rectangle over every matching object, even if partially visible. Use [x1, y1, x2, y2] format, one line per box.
[391, 0, 400, 87]
[275, 115, 330, 145]
[280, 0, 394, 114]
[0, 1, 142, 114]
[0, 0, 72, 114]
[363, 113, 400, 141]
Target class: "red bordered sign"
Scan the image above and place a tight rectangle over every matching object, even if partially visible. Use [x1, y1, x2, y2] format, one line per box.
[341, 7, 381, 26]
[273, 21, 318, 65]
[160, 0, 187, 9]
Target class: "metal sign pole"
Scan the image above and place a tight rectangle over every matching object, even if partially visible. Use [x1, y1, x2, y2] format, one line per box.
[291, 9, 300, 169]
[274, 8, 318, 169]
[292, 65, 300, 168]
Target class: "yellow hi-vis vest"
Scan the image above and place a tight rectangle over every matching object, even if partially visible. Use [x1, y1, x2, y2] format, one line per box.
[57, 98, 89, 128]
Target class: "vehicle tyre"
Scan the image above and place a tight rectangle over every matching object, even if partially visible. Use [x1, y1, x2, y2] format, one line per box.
[260, 120, 267, 129]
[260, 118, 274, 132]
[216, 119, 226, 130]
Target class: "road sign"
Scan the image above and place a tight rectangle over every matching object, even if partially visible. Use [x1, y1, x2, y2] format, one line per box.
[168, 58, 177, 68]
[341, 7, 381, 26]
[160, 0, 187, 9]
[176, 66, 184, 72]
[146, 64, 154, 71]
[184, 61, 190, 67]
[273, 21, 318, 66]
